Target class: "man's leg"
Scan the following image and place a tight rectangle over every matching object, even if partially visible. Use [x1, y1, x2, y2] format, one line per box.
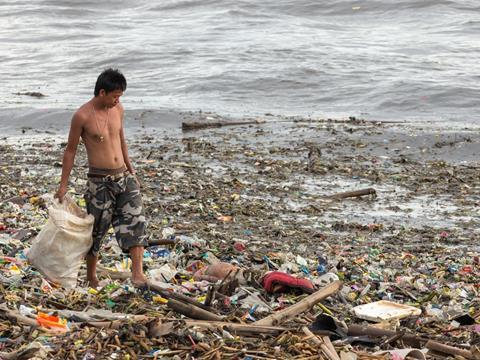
[129, 245, 147, 286]
[86, 253, 99, 288]
[84, 179, 112, 289]
[115, 174, 148, 287]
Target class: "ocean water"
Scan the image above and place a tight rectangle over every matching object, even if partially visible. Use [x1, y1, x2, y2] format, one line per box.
[0, 0, 479, 122]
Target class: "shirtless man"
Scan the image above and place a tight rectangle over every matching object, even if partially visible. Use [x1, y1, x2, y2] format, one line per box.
[55, 68, 148, 288]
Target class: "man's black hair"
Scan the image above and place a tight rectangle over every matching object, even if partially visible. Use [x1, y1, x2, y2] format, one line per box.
[94, 68, 127, 96]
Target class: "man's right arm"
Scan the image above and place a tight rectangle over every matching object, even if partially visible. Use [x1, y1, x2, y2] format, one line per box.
[55, 113, 83, 201]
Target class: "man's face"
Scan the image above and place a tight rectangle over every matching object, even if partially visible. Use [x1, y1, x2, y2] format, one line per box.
[100, 89, 123, 108]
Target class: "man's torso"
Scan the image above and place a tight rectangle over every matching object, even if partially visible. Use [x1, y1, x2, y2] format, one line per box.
[78, 102, 125, 171]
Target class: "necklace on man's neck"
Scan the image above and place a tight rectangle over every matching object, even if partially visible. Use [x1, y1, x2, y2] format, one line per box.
[92, 103, 109, 142]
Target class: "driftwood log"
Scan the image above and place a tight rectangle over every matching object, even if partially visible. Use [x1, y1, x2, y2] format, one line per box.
[182, 118, 402, 132]
[167, 299, 223, 321]
[347, 324, 427, 348]
[182, 119, 265, 131]
[348, 325, 476, 359]
[328, 188, 376, 200]
[255, 280, 342, 326]
[348, 324, 428, 348]
[426, 340, 475, 359]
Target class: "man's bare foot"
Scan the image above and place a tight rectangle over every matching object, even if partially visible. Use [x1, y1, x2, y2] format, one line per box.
[129, 246, 148, 288]
[132, 275, 148, 288]
[88, 278, 99, 289]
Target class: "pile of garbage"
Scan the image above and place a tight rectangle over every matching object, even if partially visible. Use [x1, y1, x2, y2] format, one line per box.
[1, 114, 479, 359]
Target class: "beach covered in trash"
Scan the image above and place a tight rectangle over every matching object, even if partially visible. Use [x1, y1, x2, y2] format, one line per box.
[1, 110, 479, 359]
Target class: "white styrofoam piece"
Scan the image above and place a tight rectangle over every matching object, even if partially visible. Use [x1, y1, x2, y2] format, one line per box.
[352, 300, 421, 322]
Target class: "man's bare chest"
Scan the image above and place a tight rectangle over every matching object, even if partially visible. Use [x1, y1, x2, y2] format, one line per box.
[83, 116, 121, 142]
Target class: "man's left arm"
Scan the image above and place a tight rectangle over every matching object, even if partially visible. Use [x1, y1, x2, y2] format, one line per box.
[118, 105, 137, 178]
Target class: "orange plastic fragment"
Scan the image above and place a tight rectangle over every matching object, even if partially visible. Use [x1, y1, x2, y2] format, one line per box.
[36, 312, 68, 331]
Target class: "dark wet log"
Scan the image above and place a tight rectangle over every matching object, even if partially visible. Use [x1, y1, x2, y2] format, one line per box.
[167, 299, 223, 321]
[347, 324, 425, 348]
[255, 280, 342, 326]
[182, 119, 265, 131]
[328, 188, 376, 200]
[426, 340, 474, 359]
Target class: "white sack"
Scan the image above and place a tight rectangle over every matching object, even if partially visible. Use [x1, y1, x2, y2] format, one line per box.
[27, 195, 94, 288]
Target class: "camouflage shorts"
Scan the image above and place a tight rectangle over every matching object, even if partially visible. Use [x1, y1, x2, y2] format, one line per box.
[84, 173, 147, 256]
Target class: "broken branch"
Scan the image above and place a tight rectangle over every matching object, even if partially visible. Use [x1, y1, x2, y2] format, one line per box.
[254, 280, 342, 326]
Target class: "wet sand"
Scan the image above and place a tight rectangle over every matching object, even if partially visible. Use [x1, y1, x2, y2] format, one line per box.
[1, 108, 479, 231]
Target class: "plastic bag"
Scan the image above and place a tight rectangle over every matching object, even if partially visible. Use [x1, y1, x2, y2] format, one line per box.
[27, 195, 94, 288]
